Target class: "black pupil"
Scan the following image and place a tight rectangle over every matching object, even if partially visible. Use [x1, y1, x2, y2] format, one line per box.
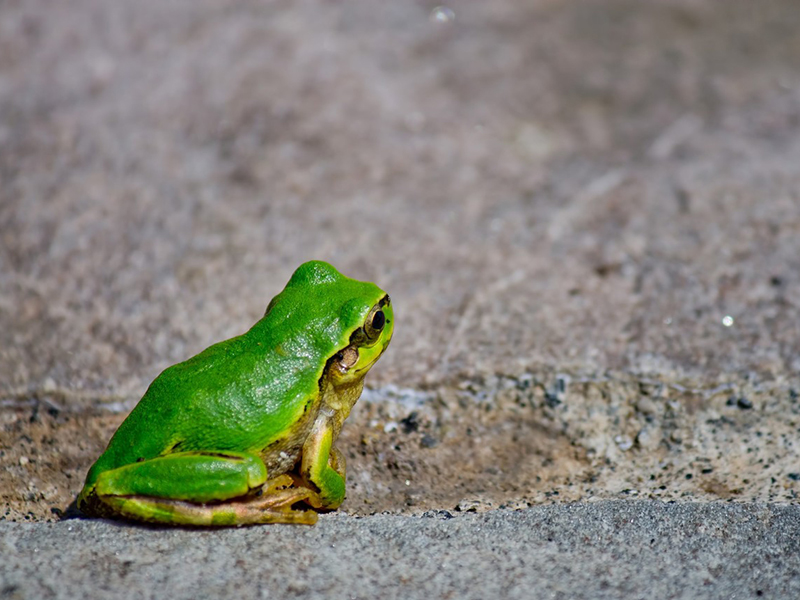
[371, 310, 385, 331]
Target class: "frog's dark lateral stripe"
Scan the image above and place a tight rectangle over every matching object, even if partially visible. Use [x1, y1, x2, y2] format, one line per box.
[204, 452, 249, 461]
[320, 345, 351, 391]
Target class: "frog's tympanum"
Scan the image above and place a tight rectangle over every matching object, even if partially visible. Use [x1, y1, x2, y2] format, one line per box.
[78, 261, 393, 526]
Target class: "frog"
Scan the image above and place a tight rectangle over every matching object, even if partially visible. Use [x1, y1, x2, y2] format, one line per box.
[77, 260, 393, 526]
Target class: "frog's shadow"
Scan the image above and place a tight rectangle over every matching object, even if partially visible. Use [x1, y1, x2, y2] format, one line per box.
[60, 498, 83, 520]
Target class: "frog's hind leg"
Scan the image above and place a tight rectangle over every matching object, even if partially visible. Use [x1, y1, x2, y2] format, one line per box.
[82, 451, 317, 526]
[105, 475, 318, 526]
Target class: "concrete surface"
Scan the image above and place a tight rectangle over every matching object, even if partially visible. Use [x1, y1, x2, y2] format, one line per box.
[2, 0, 800, 597]
[2, 502, 800, 600]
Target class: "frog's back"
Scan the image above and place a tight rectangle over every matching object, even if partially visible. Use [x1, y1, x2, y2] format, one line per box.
[89, 330, 323, 479]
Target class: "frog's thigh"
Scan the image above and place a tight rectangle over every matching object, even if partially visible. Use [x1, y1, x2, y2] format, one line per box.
[95, 451, 267, 503]
[300, 421, 346, 510]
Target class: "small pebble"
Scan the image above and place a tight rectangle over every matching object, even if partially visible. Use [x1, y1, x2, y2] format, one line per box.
[636, 397, 659, 416]
[636, 427, 661, 451]
[400, 411, 420, 433]
[421, 509, 454, 520]
[615, 435, 634, 451]
[420, 434, 439, 448]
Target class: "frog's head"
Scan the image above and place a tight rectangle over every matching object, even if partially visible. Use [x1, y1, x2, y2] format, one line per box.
[330, 291, 393, 386]
[264, 261, 393, 387]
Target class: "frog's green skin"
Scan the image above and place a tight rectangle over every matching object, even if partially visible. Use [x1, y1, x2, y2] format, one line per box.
[77, 261, 393, 526]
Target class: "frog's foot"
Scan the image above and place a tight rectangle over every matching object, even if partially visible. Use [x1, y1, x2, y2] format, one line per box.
[199, 475, 319, 526]
[231, 474, 319, 524]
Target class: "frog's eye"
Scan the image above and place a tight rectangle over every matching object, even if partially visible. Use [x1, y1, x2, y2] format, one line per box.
[364, 308, 385, 340]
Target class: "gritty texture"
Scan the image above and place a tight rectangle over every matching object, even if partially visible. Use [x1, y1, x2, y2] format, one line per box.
[2, 502, 800, 600]
[1, 0, 800, 594]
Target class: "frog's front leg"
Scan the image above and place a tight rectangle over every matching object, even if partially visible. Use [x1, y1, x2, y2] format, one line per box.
[79, 451, 317, 526]
[300, 414, 347, 510]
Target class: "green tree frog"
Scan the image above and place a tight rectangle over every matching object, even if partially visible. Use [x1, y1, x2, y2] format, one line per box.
[77, 261, 393, 526]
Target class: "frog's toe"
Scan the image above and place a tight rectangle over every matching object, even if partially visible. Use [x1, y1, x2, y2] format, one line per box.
[248, 482, 313, 510]
[260, 474, 296, 494]
[229, 490, 318, 525]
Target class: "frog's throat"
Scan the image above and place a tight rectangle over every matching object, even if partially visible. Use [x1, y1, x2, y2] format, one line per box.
[320, 373, 365, 425]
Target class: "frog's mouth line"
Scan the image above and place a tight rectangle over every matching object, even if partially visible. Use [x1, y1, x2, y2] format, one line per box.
[323, 333, 389, 381]
[353, 334, 392, 375]
[354, 355, 380, 375]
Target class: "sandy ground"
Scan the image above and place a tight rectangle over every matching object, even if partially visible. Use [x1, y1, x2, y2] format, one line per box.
[1, 0, 800, 596]
[3, 373, 800, 524]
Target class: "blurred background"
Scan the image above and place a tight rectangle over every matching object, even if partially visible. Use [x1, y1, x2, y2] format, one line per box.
[2, 0, 800, 520]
